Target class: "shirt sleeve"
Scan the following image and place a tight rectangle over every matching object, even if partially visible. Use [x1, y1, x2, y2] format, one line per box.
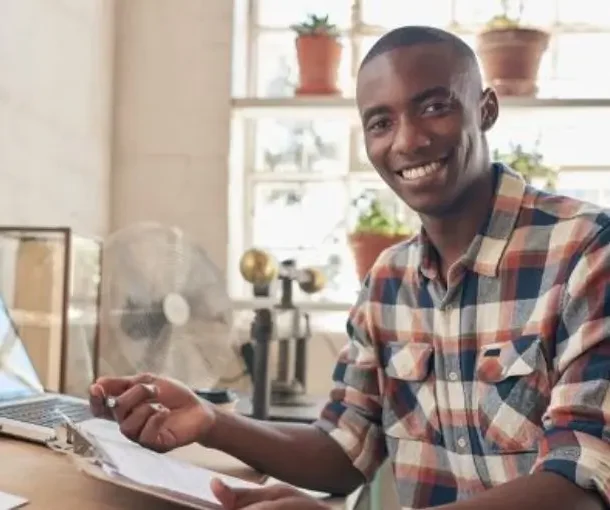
[530, 224, 610, 505]
[313, 273, 387, 482]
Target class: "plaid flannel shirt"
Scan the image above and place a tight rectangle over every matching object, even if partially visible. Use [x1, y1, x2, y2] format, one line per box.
[315, 164, 610, 509]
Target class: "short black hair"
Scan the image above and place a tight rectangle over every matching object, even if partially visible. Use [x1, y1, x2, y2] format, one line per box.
[359, 25, 477, 71]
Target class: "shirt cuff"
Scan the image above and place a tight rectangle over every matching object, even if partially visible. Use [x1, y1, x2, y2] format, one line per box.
[314, 400, 386, 482]
[530, 428, 610, 505]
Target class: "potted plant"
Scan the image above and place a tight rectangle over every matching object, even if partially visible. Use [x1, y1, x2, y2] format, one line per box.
[348, 197, 413, 282]
[290, 14, 342, 96]
[476, 0, 550, 96]
[493, 142, 557, 190]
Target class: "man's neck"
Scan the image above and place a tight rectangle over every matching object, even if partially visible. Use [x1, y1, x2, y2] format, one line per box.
[420, 168, 496, 280]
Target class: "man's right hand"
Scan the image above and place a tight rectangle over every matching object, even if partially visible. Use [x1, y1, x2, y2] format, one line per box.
[89, 372, 215, 452]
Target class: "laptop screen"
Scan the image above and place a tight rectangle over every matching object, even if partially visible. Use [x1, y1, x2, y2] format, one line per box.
[0, 296, 44, 401]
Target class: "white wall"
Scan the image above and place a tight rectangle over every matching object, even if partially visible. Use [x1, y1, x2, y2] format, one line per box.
[109, 0, 234, 275]
[0, 0, 114, 236]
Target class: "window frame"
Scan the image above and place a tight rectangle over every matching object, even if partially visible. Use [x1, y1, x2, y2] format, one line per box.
[228, 0, 610, 306]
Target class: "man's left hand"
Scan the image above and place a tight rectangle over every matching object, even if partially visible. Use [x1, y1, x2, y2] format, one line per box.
[211, 478, 332, 510]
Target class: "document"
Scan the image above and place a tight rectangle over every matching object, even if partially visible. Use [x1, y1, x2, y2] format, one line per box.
[81, 426, 261, 507]
[0, 491, 28, 510]
[74, 419, 330, 508]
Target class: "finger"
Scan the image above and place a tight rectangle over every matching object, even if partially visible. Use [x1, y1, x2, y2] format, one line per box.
[137, 407, 175, 452]
[118, 402, 159, 442]
[211, 479, 296, 509]
[113, 380, 159, 422]
[89, 373, 155, 419]
[211, 478, 237, 509]
[244, 496, 325, 510]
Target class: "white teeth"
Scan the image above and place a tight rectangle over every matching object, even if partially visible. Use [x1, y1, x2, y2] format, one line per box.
[399, 160, 444, 181]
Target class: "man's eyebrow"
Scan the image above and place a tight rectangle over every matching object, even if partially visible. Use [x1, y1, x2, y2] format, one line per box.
[360, 86, 454, 125]
[409, 86, 453, 104]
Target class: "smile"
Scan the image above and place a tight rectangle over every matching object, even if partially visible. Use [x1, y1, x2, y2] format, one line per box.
[396, 157, 448, 181]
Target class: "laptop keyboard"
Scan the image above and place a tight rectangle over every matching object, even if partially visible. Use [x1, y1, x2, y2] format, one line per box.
[0, 398, 93, 429]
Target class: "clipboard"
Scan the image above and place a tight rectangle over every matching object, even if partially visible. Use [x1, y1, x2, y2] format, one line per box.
[55, 417, 268, 510]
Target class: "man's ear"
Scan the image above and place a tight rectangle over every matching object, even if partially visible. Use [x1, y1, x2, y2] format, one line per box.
[480, 87, 499, 132]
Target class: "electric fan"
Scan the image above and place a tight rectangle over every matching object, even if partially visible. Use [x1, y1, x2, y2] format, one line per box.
[97, 222, 237, 390]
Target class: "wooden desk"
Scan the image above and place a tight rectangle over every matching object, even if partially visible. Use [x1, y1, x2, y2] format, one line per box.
[0, 437, 346, 509]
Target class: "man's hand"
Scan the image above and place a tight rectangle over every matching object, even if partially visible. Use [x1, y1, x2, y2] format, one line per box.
[89, 372, 215, 452]
[210, 478, 331, 510]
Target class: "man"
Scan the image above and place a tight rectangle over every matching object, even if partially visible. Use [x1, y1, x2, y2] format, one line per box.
[90, 26, 610, 509]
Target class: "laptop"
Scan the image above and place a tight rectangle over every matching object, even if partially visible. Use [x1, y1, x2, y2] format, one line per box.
[0, 295, 93, 444]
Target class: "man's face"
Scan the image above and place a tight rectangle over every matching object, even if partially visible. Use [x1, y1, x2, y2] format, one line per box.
[356, 43, 497, 216]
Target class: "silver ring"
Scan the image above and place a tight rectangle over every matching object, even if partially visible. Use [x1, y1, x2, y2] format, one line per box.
[106, 396, 117, 409]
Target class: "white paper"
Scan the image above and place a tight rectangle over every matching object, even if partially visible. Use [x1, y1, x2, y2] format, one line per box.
[77, 418, 331, 504]
[0, 490, 28, 510]
[85, 431, 260, 506]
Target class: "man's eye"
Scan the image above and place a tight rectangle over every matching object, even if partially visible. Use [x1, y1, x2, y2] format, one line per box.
[368, 118, 391, 131]
[423, 102, 451, 115]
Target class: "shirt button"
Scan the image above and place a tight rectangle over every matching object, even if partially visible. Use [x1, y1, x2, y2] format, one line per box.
[457, 436, 468, 449]
[448, 371, 458, 382]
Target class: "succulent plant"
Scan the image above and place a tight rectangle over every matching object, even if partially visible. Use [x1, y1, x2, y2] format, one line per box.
[290, 14, 339, 38]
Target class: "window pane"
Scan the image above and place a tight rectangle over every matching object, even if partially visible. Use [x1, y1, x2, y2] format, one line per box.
[258, 0, 352, 28]
[556, 170, 610, 207]
[263, 245, 357, 302]
[361, 0, 452, 28]
[557, 0, 610, 26]
[553, 34, 610, 97]
[455, 0, 555, 27]
[490, 108, 610, 167]
[256, 31, 352, 97]
[252, 181, 348, 249]
[348, 180, 418, 232]
[251, 181, 353, 302]
[254, 118, 350, 174]
[454, 0, 499, 26]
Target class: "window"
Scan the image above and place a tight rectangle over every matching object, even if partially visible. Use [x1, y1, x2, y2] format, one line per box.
[229, 0, 610, 305]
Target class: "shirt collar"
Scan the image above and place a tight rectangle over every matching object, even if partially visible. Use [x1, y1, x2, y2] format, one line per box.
[418, 163, 527, 280]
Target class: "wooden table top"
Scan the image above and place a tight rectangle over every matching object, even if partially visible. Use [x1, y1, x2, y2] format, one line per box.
[0, 436, 346, 509]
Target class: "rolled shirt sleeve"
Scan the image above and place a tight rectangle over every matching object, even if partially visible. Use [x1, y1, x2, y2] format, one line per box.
[314, 275, 387, 481]
[531, 225, 610, 505]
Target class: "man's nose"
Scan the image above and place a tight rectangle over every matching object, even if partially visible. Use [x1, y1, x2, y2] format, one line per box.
[391, 116, 431, 154]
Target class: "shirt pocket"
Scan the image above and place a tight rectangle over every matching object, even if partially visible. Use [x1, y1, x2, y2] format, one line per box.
[474, 336, 551, 454]
[381, 341, 441, 443]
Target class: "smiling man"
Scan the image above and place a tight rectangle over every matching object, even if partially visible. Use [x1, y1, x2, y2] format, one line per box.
[89, 26, 610, 510]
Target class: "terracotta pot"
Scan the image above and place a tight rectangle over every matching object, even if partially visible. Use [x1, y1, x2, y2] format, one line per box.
[348, 232, 409, 282]
[295, 35, 342, 95]
[476, 27, 550, 96]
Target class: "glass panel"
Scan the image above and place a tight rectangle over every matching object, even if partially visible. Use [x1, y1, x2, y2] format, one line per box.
[454, 0, 500, 26]
[348, 180, 418, 232]
[557, 0, 610, 26]
[361, 0, 452, 28]
[254, 118, 350, 174]
[256, 31, 352, 97]
[263, 245, 357, 302]
[552, 33, 610, 97]
[252, 181, 349, 249]
[258, 0, 352, 28]
[490, 108, 610, 168]
[251, 181, 353, 302]
[556, 170, 610, 207]
[455, 0, 555, 27]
